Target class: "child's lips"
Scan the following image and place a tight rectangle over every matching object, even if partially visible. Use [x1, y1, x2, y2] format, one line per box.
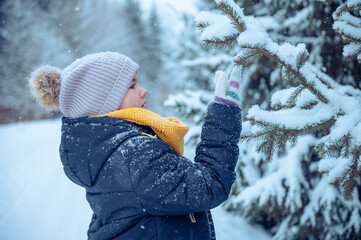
[142, 101, 147, 109]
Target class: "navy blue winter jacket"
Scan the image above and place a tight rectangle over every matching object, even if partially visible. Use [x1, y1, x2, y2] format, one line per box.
[59, 102, 242, 240]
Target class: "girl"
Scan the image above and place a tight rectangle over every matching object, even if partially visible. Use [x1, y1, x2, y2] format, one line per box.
[29, 52, 242, 240]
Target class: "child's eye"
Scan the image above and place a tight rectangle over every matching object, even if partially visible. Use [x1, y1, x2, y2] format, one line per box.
[129, 84, 136, 89]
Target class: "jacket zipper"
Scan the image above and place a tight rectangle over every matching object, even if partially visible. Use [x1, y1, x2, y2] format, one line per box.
[189, 213, 196, 223]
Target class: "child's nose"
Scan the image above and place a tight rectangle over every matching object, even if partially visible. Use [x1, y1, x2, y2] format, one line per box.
[141, 87, 147, 97]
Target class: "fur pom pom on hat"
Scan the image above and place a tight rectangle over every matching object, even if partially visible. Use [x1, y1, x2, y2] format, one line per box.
[29, 65, 62, 110]
[29, 52, 139, 118]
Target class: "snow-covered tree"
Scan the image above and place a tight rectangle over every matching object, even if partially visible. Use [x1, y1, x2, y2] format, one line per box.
[0, 0, 167, 123]
[196, 0, 361, 239]
[142, 4, 163, 82]
[0, 0, 74, 122]
[164, 10, 234, 148]
[121, 0, 164, 85]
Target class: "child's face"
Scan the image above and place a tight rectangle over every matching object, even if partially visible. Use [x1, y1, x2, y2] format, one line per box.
[118, 73, 148, 110]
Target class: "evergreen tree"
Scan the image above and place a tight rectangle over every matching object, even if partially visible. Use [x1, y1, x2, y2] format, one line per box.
[0, 0, 166, 122]
[122, 0, 162, 82]
[164, 10, 234, 149]
[196, 0, 361, 239]
[120, 0, 167, 112]
[122, 0, 146, 60]
[142, 4, 162, 82]
[0, 0, 72, 122]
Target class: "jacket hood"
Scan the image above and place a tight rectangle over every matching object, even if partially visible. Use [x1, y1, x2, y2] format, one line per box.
[59, 116, 152, 188]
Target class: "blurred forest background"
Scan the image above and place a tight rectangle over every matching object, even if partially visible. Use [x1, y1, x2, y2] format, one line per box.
[0, 0, 182, 123]
[1, 0, 360, 239]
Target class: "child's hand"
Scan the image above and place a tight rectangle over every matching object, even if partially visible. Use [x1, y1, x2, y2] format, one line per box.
[214, 66, 242, 107]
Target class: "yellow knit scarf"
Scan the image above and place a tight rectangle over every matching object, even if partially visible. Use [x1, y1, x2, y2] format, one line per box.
[99, 108, 189, 156]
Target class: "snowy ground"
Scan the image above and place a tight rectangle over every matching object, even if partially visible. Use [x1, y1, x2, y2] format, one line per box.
[0, 119, 271, 240]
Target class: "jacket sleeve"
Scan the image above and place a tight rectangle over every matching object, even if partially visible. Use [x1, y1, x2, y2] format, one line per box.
[127, 102, 242, 216]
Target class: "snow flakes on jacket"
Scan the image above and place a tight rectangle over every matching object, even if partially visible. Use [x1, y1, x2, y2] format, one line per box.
[59, 102, 242, 240]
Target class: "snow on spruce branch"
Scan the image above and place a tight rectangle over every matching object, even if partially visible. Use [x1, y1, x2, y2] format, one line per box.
[197, 0, 361, 199]
[230, 136, 317, 214]
[333, 0, 361, 62]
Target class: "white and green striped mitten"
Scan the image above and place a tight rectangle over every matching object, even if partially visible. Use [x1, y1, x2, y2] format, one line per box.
[214, 66, 242, 107]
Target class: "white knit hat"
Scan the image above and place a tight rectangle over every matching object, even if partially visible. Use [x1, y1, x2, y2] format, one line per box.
[29, 52, 139, 118]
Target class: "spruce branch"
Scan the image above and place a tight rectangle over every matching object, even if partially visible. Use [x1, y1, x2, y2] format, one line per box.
[271, 86, 306, 110]
[333, 2, 349, 19]
[296, 51, 309, 72]
[273, 56, 328, 104]
[299, 101, 318, 110]
[243, 43, 328, 103]
[333, 1, 361, 63]
[311, 69, 334, 89]
[196, 22, 209, 30]
[317, 134, 353, 159]
[242, 116, 335, 160]
[203, 35, 238, 49]
[342, 134, 351, 158]
[241, 43, 328, 103]
[333, 28, 361, 44]
[285, 86, 310, 108]
[333, 1, 361, 19]
[216, 0, 246, 32]
[265, 137, 276, 162]
[281, 67, 295, 84]
[341, 147, 360, 200]
[234, 49, 265, 65]
[243, 116, 336, 162]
